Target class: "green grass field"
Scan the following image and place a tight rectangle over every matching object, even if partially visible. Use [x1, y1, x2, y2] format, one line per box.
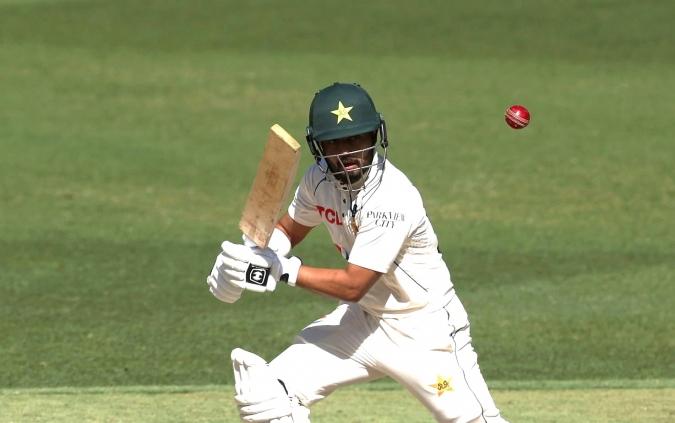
[2, 381, 674, 423]
[1, 0, 674, 421]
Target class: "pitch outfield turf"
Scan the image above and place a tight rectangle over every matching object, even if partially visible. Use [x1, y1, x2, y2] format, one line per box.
[3, 385, 674, 422]
[1, 382, 674, 423]
[1, 0, 674, 421]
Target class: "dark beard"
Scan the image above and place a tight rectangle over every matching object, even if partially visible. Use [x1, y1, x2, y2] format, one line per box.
[326, 146, 376, 187]
[333, 168, 367, 186]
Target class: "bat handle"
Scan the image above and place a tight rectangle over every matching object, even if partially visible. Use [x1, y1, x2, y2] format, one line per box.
[242, 234, 258, 248]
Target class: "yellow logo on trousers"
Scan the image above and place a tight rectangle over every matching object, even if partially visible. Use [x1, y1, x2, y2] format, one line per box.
[429, 375, 453, 396]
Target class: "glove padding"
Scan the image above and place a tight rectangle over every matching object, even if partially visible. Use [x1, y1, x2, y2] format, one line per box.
[242, 228, 292, 257]
[207, 241, 301, 303]
[206, 229, 293, 303]
[232, 348, 294, 423]
[241, 236, 301, 288]
[207, 253, 245, 303]
[259, 246, 301, 287]
[206, 241, 274, 303]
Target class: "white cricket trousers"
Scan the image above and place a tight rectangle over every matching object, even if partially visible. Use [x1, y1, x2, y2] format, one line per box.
[269, 294, 506, 423]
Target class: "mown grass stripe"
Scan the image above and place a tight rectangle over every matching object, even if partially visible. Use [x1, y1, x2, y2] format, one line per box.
[488, 379, 675, 390]
[2, 379, 674, 395]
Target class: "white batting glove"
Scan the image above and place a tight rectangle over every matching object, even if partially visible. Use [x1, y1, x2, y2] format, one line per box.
[206, 252, 245, 303]
[207, 241, 301, 302]
[219, 241, 280, 292]
[206, 241, 277, 303]
[254, 248, 302, 287]
[220, 240, 301, 289]
[242, 227, 292, 257]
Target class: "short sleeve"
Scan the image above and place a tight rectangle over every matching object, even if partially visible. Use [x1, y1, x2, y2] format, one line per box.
[347, 207, 411, 273]
[287, 167, 323, 227]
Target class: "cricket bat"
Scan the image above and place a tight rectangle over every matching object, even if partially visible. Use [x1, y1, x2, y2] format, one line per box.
[238, 124, 301, 248]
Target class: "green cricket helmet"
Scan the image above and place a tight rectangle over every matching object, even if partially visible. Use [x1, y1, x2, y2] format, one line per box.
[306, 82, 388, 158]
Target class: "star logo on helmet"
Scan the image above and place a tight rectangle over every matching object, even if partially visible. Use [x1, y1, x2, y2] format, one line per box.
[331, 101, 353, 124]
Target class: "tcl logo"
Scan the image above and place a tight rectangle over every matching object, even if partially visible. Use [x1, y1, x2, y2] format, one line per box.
[316, 205, 343, 225]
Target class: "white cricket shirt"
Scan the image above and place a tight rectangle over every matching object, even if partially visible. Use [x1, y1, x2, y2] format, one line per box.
[288, 153, 455, 317]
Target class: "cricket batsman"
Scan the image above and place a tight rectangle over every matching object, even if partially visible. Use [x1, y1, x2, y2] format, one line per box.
[207, 82, 509, 422]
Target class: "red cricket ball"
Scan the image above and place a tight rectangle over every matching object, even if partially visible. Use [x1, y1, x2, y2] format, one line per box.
[505, 105, 530, 129]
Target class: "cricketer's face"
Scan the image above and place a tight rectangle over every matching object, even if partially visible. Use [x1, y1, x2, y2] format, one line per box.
[321, 131, 377, 186]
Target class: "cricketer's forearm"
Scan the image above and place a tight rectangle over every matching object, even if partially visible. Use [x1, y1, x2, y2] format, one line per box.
[295, 263, 381, 302]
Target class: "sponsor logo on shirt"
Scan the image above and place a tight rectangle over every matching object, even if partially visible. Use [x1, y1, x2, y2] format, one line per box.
[316, 205, 343, 225]
[365, 210, 405, 229]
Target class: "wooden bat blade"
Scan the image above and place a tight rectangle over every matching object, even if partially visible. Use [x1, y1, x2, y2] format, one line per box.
[239, 124, 301, 248]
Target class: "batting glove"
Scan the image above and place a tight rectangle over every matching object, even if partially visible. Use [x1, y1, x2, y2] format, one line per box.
[265, 228, 293, 257]
[206, 251, 245, 303]
[253, 248, 301, 287]
[212, 241, 301, 295]
[241, 228, 292, 257]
